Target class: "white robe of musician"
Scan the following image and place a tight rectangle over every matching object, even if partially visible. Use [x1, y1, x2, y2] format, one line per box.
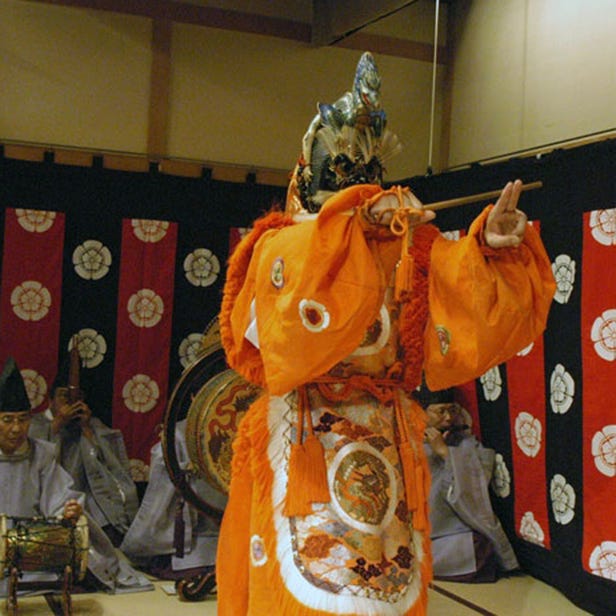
[120, 419, 219, 571]
[0, 437, 153, 595]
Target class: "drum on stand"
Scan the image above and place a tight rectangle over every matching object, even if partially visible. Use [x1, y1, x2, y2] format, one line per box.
[0, 514, 89, 581]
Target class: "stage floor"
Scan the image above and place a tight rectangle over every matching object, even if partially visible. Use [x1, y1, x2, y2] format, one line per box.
[2, 573, 592, 615]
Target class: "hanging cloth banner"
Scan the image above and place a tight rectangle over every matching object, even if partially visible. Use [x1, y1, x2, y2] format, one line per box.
[507, 333, 551, 550]
[506, 221, 551, 550]
[112, 218, 178, 465]
[0, 208, 65, 411]
[581, 208, 616, 578]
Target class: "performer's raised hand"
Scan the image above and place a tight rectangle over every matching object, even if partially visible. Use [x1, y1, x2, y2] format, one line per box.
[484, 179, 528, 248]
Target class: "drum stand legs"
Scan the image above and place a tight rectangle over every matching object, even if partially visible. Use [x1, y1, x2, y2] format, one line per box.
[4, 565, 74, 616]
[62, 565, 73, 616]
[6, 567, 18, 616]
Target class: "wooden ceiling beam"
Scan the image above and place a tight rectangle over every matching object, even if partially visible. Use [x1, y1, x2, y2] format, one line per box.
[28, 0, 444, 62]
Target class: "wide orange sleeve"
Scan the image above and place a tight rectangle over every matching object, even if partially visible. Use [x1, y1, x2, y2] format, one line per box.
[222, 184, 394, 395]
[423, 205, 556, 391]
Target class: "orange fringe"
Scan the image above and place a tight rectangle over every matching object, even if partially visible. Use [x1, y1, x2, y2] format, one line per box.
[397, 224, 440, 392]
[284, 386, 330, 516]
[219, 210, 296, 388]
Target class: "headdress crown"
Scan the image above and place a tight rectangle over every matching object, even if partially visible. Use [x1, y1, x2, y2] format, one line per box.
[287, 52, 402, 215]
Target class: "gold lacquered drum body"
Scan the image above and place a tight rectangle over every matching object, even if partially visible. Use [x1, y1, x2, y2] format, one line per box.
[185, 368, 261, 496]
[0, 515, 89, 580]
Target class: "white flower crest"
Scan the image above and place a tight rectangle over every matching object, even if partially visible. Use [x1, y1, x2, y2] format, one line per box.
[68, 329, 107, 369]
[550, 474, 575, 525]
[552, 254, 576, 305]
[299, 298, 331, 332]
[11, 281, 52, 322]
[129, 458, 150, 482]
[517, 342, 534, 357]
[491, 453, 511, 498]
[589, 541, 616, 580]
[178, 333, 205, 369]
[15, 209, 56, 233]
[589, 209, 616, 246]
[480, 366, 502, 401]
[250, 534, 268, 567]
[21, 369, 47, 409]
[515, 411, 542, 458]
[73, 239, 112, 280]
[519, 511, 545, 546]
[128, 288, 164, 328]
[550, 363, 575, 414]
[591, 425, 616, 477]
[122, 374, 160, 413]
[131, 219, 169, 243]
[590, 309, 616, 362]
[351, 304, 390, 356]
[183, 248, 221, 287]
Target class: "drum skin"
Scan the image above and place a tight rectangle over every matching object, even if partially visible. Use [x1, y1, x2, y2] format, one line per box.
[0, 515, 88, 581]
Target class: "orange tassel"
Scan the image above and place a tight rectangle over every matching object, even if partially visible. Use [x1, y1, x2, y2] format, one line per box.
[302, 434, 331, 503]
[394, 252, 414, 302]
[284, 442, 314, 517]
[284, 387, 330, 517]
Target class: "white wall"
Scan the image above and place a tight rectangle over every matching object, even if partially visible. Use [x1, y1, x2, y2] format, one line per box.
[0, 0, 445, 181]
[448, 0, 616, 167]
[0, 1, 152, 153]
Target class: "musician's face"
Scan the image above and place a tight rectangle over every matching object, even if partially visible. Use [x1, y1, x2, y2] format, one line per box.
[426, 403, 456, 431]
[50, 387, 83, 414]
[0, 411, 32, 454]
[51, 387, 70, 413]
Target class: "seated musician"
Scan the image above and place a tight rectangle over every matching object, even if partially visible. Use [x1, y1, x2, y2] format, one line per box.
[1, 357, 153, 595]
[29, 352, 139, 547]
[121, 419, 219, 580]
[417, 384, 520, 582]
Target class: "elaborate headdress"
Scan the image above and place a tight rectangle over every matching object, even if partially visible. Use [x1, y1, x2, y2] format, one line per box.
[0, 357, 31, 412]
[287, 52, 403, 215]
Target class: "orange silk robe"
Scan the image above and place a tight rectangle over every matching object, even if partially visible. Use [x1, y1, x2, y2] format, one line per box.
[217, 184, 555, 615]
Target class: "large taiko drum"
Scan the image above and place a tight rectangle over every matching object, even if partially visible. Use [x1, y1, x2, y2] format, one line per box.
[185, 367, 261, 497]
[0, 515, 89, 581]
[163, 317, 262, 520]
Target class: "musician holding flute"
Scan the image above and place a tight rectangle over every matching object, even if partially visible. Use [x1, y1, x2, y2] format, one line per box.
[418, 384, 520, 583]
[29, 347, 139, 548]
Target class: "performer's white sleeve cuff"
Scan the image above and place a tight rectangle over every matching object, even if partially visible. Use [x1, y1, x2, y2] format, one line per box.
[244, 298, 260, 349]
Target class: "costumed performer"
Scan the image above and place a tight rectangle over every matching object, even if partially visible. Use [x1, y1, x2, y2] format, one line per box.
[215, 51, 555, 616]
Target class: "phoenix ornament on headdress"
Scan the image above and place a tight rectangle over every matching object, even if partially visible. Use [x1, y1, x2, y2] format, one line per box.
[290, 52, 403, 215]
